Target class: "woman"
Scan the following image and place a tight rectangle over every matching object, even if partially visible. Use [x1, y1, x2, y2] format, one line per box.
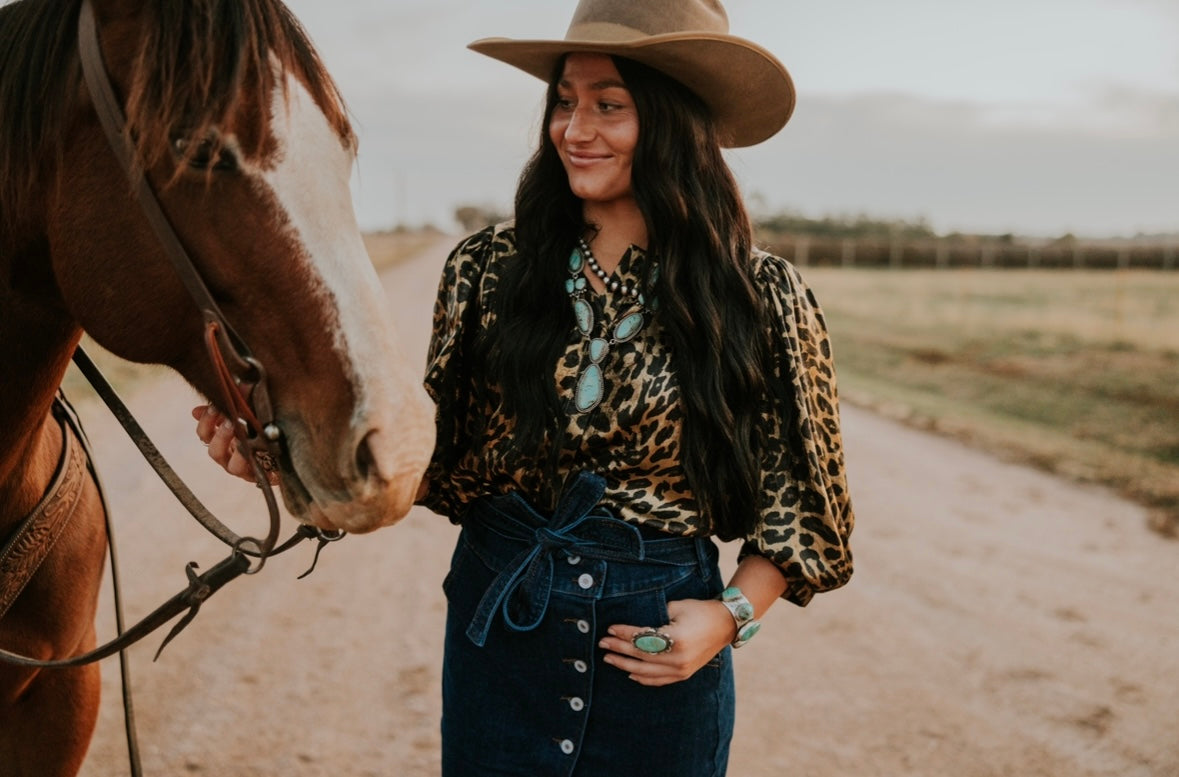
[198, 1, 854, 774]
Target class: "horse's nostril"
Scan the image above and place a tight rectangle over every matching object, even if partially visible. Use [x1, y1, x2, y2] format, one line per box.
[355, 428, 395, 484]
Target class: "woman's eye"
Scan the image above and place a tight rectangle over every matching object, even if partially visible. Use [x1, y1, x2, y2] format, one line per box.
[173, 137, 237, 172]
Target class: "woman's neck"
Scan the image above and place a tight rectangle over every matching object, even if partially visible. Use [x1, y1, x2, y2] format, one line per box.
[582, 199, 647, 274]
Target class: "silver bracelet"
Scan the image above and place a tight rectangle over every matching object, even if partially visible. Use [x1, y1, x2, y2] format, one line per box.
[718, 586, 761, 648]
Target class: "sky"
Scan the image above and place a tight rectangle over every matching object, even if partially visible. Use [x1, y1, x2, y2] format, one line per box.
[281, 0, 1179, 238]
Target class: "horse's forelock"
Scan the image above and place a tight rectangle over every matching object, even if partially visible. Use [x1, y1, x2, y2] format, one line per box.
[0, 0, 354, 220]
[126, 0, 354, 175]
[0, 0, 81, 234]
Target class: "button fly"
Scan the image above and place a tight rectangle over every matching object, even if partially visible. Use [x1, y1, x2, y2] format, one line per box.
[577, 573, 594, 589]
[569, 697, 585, 711]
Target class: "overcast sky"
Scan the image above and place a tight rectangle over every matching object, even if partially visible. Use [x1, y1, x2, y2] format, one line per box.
[282, 0, 1179, 238]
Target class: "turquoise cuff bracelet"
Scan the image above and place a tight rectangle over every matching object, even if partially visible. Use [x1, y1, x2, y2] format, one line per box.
[718, 586, 761, 648]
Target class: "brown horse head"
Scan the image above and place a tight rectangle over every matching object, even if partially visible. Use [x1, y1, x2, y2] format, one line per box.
[0, 0, 435, 533]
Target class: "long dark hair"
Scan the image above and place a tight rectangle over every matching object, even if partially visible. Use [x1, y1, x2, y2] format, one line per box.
[482, 55, 777, 540]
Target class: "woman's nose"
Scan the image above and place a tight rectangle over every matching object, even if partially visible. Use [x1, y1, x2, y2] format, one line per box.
[565, 106, 595, 141]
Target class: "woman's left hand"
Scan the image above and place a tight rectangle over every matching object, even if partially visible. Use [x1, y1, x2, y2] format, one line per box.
[599, 598, 736, 687]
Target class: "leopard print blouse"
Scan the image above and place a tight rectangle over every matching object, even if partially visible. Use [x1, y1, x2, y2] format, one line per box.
[419, 223, 853, 605]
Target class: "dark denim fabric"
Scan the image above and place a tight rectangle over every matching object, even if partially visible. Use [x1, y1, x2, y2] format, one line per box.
[441, 472, 735, 777]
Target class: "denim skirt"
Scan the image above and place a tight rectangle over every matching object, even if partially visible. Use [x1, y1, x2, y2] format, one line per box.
[440, 472, 735, 777]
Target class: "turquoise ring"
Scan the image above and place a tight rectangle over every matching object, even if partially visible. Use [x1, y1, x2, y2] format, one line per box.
[632, 628, 674, 654]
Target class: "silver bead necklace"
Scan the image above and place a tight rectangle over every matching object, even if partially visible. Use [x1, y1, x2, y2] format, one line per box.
[579, 238, 643, 299]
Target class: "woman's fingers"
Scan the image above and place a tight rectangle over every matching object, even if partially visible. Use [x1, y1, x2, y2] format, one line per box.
[599, 624, 692, 686]
[193, 404, 223, 444]
[600, 600, 735, 686]
[206, 415, 236, 467]
[193, 404, 269, 484]
[225, 445, 255, 479]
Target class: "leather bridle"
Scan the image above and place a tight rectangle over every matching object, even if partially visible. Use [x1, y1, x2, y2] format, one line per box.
[1, 5, 357, 773]
[76, 0, 293, 558]
[0, 0, 347, 670]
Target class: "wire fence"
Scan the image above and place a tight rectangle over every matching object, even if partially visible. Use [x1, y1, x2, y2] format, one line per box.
[757, 234, 1179, 270]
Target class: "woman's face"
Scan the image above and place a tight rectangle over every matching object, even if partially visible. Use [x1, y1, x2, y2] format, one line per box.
[549, 53, 640, 210]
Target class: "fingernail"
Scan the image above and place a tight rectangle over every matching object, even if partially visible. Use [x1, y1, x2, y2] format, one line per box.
[219, 418, 234, 432]
[598, 639, 609, 649]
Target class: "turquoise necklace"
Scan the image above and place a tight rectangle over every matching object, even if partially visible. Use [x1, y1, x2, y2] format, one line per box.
[565, 237, 659, 414]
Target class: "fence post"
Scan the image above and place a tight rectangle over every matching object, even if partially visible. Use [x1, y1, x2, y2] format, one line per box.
[841, 238, 855, 268]
[1165, 244, 1176, 271]
[936, 241, 949, 269]
[1028, 246, 1040, 269]
[1118, 246, 1130, 270]
[981, 245, 995, 268]
[1073, 245, 1084, 269]
[795, 236, 809, 267]
[890, 237, 902, 269]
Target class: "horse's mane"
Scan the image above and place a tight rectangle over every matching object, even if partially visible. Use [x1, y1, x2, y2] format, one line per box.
[0, 0, 354, 232]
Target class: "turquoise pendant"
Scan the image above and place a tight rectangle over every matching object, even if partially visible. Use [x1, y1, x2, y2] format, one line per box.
[575, 363, 604, 412]
[613, 311, 644, 342]
[565, 243, 659, 415]
[573, 298, 593, 335]
[588, 337, 609, 362]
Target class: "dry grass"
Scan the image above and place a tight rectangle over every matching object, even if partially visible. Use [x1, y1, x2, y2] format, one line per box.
[805, 267, 1179, 536]
[363, 228, 447, 272]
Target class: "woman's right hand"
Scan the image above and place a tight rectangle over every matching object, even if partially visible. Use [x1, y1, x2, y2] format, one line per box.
[192, 404, 256, 483]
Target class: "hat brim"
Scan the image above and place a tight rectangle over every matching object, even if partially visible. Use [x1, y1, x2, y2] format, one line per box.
[468, 33, 794, 148]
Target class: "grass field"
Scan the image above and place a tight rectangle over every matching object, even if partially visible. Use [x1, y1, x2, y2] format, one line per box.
[804, 267, 1179, 535]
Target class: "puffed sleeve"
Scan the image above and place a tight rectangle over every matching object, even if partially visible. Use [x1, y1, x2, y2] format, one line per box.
[739, 251, 854, 606]
[417, 225, 497, 518]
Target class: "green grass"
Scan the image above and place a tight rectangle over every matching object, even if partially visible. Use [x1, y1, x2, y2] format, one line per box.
[804, 268, 1179, 535]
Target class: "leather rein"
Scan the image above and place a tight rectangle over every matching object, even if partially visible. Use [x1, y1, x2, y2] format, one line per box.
[0, 0, 345, 670]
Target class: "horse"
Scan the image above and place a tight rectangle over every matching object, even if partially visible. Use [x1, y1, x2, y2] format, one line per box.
[0, 0, 436, 774]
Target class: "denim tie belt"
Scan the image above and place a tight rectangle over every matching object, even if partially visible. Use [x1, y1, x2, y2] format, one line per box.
[462, 471, 702, 647]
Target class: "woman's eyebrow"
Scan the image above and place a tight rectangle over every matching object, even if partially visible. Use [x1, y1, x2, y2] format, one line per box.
[557, 78, 629, 91]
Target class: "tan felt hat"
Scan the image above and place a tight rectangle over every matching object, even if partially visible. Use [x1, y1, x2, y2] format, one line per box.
[468, 0, 795, 148]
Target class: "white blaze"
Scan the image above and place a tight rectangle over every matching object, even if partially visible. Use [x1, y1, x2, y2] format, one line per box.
[243, 71, 419, 496]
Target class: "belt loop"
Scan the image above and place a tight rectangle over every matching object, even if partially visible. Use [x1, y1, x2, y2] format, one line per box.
[694, 537, 712, 582]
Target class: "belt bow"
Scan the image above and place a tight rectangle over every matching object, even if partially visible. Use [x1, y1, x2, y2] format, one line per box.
[465, 471, 644, 647]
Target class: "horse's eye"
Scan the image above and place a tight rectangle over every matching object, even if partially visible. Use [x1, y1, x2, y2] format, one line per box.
[172, 137, 237, 172]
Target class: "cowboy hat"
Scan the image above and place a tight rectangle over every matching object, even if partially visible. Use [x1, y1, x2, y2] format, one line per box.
[468, 0, 795, 148]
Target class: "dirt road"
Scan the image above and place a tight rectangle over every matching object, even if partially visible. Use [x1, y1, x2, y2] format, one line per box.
[75, 237, 1178, 777]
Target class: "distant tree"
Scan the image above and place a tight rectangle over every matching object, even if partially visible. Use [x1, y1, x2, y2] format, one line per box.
[754, 210, 936, 240]
[454, 204, 509, 233]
